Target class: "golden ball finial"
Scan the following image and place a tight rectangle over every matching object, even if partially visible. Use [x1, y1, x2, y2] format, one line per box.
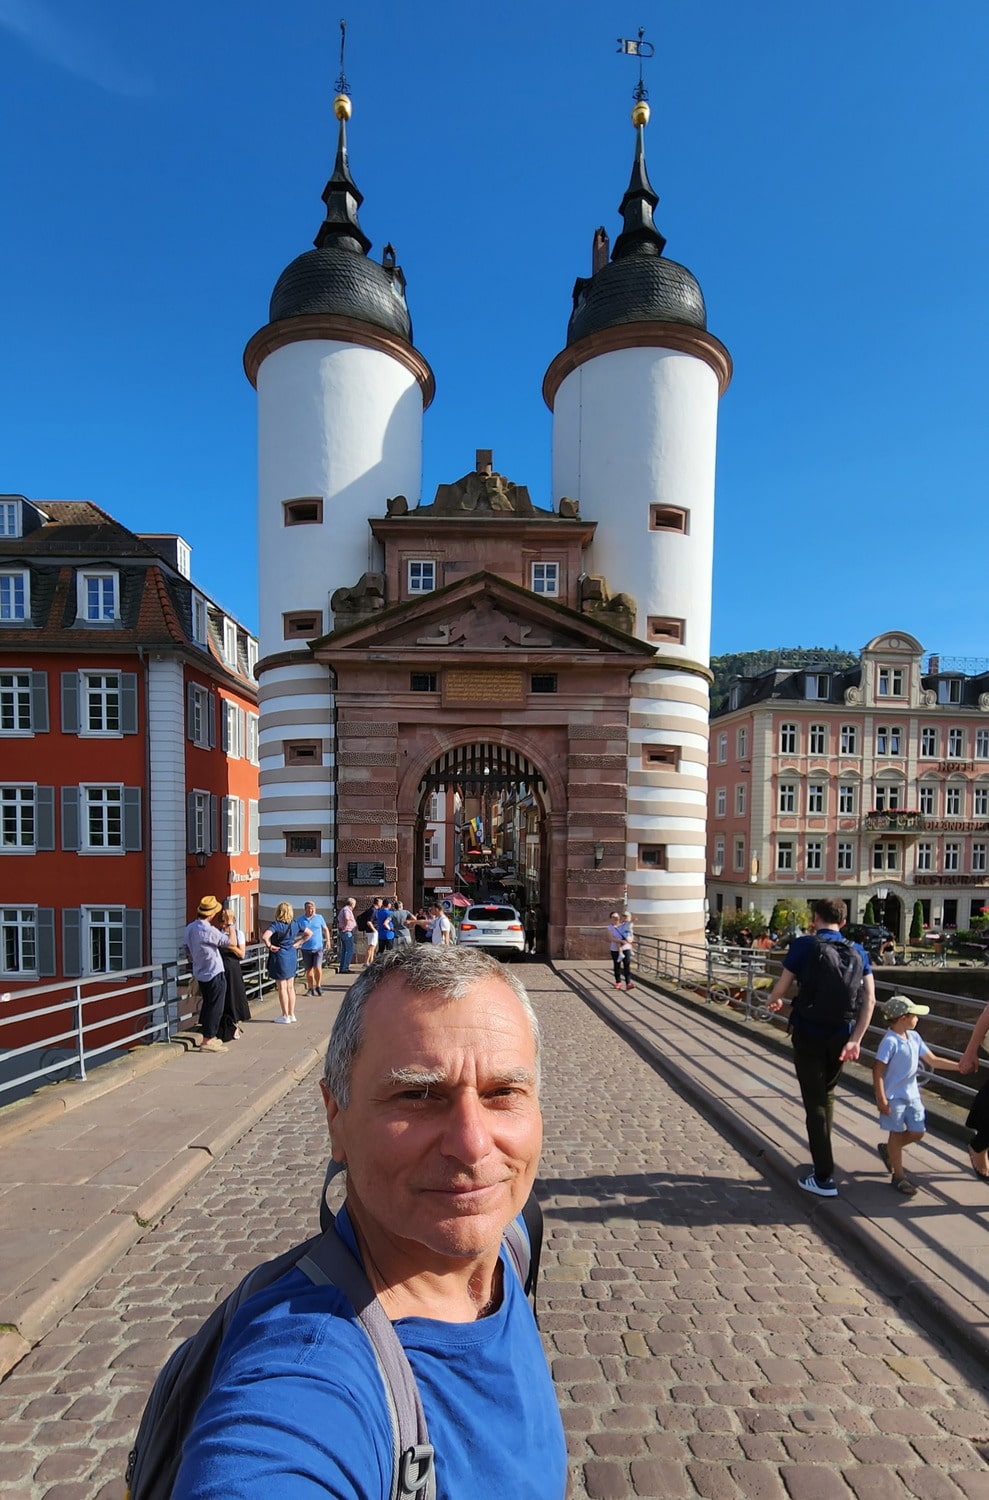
[631, 99, 650, 128]
[333, 92, 352, 121]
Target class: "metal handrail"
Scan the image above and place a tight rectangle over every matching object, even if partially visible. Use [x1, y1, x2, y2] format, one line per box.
[0, 944, 277, 1104]
[633, 935, 986, 1109]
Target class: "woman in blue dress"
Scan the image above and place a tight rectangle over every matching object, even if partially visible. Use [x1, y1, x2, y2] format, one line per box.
[262, 902, 312, 1024]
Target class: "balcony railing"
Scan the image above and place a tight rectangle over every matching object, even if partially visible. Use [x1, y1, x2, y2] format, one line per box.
[864, 811, 989, 833]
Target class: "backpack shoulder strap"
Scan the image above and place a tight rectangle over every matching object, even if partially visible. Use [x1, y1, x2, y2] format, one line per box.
[298, 1224, 436, 1500]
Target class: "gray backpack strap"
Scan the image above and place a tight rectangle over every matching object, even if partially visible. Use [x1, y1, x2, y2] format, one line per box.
[298, 1225, 436, 1500]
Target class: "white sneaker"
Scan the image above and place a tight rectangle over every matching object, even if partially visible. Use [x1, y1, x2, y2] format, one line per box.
[274, 1015, 292, 1024]
[288, 1015, 298, 1023]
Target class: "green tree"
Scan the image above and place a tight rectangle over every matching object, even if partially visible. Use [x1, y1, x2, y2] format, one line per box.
[863, 899, 878, 926]
[768, 898, 810, 937]
[721, 908, 768, 942]
[909, 901, 924, 942]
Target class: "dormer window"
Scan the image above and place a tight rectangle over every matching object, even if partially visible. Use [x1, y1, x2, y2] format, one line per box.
[729, 683, 742, 711]
[0, 569, 29, 623]
[408, 560, 435, 594]
[0, 500, 20, 537]
[806, 673, 830, 700]
[222, 618, 238, 666]
[938, 678, 963, 705]
[530, 562, 559, 596]
[877, 666, 903, 697]
[191, 594, 209, 647]
[78, 571, 118, 623]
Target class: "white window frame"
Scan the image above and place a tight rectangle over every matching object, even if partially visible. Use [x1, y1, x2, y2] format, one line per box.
[0, 785, 35, 850]
[190, 790, 210, 856]
[806, 840, 823, 873]
[876, 725, 902, 756]
[82, 905, 125, 974]
[838, 784, 855, 815]
[837, 842, 853, 873]
[715, 787, 727, 818]
[736, 727, 748, 759]
[921, 727, 938, 758]
[919, 784, 936, 815]
[713, 835, 726, 870]
[938, 679, 963, 705]
[946, 785, 963, 817]
[191, 593, 209, 646]
[916, 842, 933, 872]
[806, 674, 830, 701]
[189, 684, 210, 749]
[733, 836, 745, 873]
[0, 568, 29, 623]
[779, 723, 797, 754]
[877, 667, 903, 697]
[224, 795, 244, 856]
[80, 671, 122, 736]
[0, 672, 33, 733]
[776, 840, 794, 872]
[717, 732, 728, 764]
[222, 618, 238, 667]
[976, 787, 989, 817]
[247, 638, 258, 678]
[530, 561, 560, 596]
[0, 906, 37, 974]
[423, 836, 441, 867]
[734, 783, 746, 816]
[948, 728, 965, 758]
[223, 700, 244, 760]
[248, 799, 259, 856]
[807, 783, 825, 815]
[809, 724, 827, 755]
[977, 729, 989, 761]
[778, 783, 796, 814]
[407, 560, 436, 594]
[81, 785, 124, 852]
[840, 724, 857, 755]
[872, 841, 899, 871]
[944, 842, 960, 873]
[875, 784, 901, 812]
[0, 501, 21, 538]
[78, 570, 119, 623]
[973, 843, 987, 874]
[226, 894, 245, 933]
[246, 712, 259, 766]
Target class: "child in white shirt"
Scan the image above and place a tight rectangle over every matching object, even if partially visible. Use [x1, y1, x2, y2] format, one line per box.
[873, 995, 959, 1196]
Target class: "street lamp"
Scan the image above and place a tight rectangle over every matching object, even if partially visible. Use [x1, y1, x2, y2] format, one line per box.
[593, 842, 605, 868]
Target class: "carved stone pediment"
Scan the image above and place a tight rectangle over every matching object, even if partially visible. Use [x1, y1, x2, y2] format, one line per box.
[383, 596, 587, 652]
[425, 466, 539, 517]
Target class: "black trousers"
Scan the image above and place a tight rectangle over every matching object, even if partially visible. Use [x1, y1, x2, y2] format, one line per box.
[198, 973, 227, 1042]
[790, 1029, 848, 1181]
[611, 949, 631, 985]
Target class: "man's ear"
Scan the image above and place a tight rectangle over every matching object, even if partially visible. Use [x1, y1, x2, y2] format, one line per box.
[320, 1077, 347, 1164]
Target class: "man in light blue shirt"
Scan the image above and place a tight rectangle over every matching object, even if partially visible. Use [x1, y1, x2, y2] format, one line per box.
[183, 895, 232, 1053]
[301, 900, 330, 996]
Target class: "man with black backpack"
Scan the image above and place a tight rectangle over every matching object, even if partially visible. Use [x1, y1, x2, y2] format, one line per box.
[166, 945, 566, 1499]
[767, 897, 876, 1198]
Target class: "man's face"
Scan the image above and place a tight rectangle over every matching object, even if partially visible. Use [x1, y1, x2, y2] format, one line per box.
[305, 903, 315, 917]
[324, 975, 541, 1264]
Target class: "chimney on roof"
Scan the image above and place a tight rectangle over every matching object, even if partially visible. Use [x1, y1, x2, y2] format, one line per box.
[929, 654, 940, 674]
[591, 227, 610, 273]
[475, 449, 493, 475]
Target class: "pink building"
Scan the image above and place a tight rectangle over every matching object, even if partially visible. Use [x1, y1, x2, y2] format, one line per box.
[708, 632, 989, 937]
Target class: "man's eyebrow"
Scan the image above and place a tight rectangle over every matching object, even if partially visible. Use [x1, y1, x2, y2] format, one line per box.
[387, 1067, 447, 1087]
[491, 1068, 536, 1087]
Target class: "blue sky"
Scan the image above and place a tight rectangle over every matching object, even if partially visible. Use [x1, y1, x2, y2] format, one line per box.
[2, 1, 987, 660]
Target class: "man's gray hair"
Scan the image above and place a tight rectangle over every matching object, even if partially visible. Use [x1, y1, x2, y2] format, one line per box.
[324, 946, 541, 1107]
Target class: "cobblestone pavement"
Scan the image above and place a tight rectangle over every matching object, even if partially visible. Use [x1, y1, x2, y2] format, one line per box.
[1, 966, 987, 1498]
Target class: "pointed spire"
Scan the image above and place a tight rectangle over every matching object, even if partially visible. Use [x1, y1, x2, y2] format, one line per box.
[314, 94, 372, 255]
[611, 110, 666, 261]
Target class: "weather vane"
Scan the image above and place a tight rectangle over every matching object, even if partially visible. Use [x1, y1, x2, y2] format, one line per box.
[616, 26, 654, 103]
[335, 17, 349, 98]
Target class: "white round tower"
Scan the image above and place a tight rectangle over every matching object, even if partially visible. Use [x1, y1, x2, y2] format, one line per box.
[543, 101, 731, 945]
[245, 89, 433, 919]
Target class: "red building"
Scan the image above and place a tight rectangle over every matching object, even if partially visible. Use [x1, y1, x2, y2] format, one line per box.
[0, 495, 259, 993]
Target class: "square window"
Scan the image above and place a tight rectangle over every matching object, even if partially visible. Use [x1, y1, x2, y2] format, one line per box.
[530, 562, 560, 596]
[806, 674, 830, 701]
[646, 615, 685, 644]
[411, 673, 438, 693]
[286, 832, 320, 857]
[283, 612, 321, 639]
[649, 504, 688, 533]
[1, 672, 34, 732]
[79, 571, 118, 623]
[643, 744, 679, 769]
[878, 667, 903, 697]
[408, 561, 435, 594]
[0, 906, 37, 974]
[530, 674, 558, 694]
[837, 842, 853, 872]
[0, 786, 35, 849]
[82, 673, 121, 734]
[776, 840, 794, 872]
[638, 844, 668, 869]
[938, 678, 963, 705]
[283, 497, 323, 526]
[285, 739, 321, 766]
[0, 501, 21, 538]
[0, 570, 29, 623]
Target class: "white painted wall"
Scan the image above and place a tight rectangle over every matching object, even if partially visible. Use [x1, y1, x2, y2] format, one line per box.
[147, 657, 186, 960]
[551, 347, 720, 665]
[256, 339, 424, 658]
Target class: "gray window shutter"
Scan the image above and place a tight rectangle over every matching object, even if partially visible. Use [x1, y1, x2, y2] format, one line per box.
[186, 681, 196, 740]
[36, 909, 56, 977]
[220, 795, 230, 854]
[209, 794, 218, 855]
[63, 908, 83, 977]
[35, 787, 55, 850]
[187, 791, 198, 853]
[31, 671, 49, 733]
[123, 788, 142, 851]
[124, 910, 143, 970]
[61, 672, 80, 734]
[61, 787, 81, 851]
[220, 703, 230, 753]
[207, 694, 217, 749]
[120, 673, 138, 734]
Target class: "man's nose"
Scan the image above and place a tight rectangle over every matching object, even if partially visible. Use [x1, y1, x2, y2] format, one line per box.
[440, 1093, 493, 1165]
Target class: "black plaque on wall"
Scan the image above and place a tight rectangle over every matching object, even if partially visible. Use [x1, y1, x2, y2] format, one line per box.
[348, 861, 386, 886]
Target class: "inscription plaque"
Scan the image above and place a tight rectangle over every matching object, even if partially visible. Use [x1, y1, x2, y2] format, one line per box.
[444, 669, 525, 704]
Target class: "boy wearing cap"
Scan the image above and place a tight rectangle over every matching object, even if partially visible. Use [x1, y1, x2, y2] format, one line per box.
[873, 995, 960, 1195]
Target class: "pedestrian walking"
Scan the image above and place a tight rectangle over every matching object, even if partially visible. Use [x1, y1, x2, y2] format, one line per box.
[873, 995, 960, 1196]
[300, 900, 329, 995]
[607, 911, 633, 990]
[430, 904, 453, 945]
[262, 902, 312, 1024]
[766, 897, 876, 1197]
[337, 897, 357, 974]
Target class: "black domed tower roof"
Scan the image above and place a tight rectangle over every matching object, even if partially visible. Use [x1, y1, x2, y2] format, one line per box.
[567, 118, 706, 346]
[268, 98, 414, 344]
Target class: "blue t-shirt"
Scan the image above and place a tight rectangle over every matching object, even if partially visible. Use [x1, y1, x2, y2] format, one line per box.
[374, 907, 394, 939]
[173, 1208, 567, 1500]
[300, 913, 328, 952]
[876, 1028, 929, 1104]
[783, 930, 871, 1038]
